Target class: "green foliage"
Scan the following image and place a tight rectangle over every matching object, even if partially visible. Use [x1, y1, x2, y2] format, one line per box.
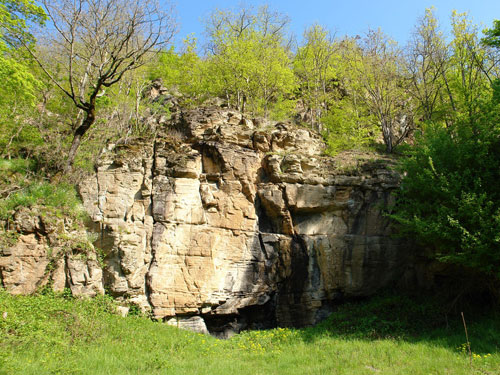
[322, 101, 378, 155]
[481, 19, 500, 48]
[149, 38, 203, 96]
[405, 8, 449, 124]
[1, 291, 500, 374]
[0, 0, 46, 48]
[267, 97, 296, 121]
[0, 158, 34, 202]
[0, 157, 33, 174]
[0, 181, 84, 220]
[0, 1, 46, 158]
[194, 5, 296, 116]
[447, 11, 491, 121]
[391, 14, 500, 282]
[0, 289, 116, 353]
[313, 293, 449, 340]
[482, 20, 500, 104]
[294, 24, 339, 130]
[391, 103, 500, 280]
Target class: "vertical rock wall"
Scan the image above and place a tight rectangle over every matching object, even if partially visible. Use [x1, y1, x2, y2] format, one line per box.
[2, 107, 412, 336]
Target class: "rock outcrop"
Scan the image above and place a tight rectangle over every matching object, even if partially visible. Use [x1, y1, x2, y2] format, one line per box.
[1, 106, 412, 336]
[0, 207, 104, 297]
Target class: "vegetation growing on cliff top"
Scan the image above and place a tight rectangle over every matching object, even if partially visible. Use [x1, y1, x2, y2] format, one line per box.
[2, 2, 499, 169]
[0, 159, 84, 221]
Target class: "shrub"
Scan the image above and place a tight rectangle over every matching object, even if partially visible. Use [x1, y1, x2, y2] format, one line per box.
[0, 158, 34, 175]
[390, 104, 500, 281]
[322, 107, 378, 156]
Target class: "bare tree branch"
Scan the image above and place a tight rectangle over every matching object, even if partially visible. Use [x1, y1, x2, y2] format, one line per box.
[19, 0, 176, 171]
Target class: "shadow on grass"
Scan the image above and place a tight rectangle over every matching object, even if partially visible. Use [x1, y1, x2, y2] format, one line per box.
[295, 291, 500, 355]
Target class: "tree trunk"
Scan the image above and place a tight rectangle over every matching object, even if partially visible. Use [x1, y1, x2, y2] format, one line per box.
[381, 118, 393, 153]
[64, 108, 95, 172]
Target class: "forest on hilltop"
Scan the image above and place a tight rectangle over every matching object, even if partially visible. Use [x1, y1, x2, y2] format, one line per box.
[0, 1, 498, 165]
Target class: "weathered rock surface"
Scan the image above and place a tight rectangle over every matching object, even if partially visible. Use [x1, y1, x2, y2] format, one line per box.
[0, 207, 104, 297]
[1, 106, 413, 335]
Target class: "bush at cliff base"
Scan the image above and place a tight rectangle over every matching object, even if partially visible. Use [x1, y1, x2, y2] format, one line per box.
[391, 102, 500, 284]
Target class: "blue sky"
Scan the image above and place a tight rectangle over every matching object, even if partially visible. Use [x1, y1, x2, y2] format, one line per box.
[174, 0, 500, 48]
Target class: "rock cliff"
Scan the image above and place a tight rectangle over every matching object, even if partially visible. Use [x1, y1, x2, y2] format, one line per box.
[1, 107, 412, 337]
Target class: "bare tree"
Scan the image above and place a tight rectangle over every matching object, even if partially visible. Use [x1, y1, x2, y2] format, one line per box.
[350, 29, 413, 153]
[19, 0, 176, 171]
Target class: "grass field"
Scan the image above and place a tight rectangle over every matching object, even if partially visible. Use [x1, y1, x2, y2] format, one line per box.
[1, 289, 499, 375]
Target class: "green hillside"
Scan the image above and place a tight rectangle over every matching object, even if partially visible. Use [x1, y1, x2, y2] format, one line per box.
[1, 290, 499, 375]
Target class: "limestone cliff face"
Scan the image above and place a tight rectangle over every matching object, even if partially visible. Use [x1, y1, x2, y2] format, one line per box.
[77, 107, 409, 334]
[0, 206, 104, 297]
[1, 107, 411, 336]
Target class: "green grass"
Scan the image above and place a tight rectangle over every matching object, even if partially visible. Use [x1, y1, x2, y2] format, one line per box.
[0, 157, 85, 221]
[0, 180, 84, 220]
[0, 158, 34, 175]
[0, 158, 33, 195]
[1, 290, 499, 375]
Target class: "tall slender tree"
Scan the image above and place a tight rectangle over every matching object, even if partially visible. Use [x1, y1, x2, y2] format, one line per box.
[294, 24, 337, 131]
[349, 30, 413, 153]
[405, 8, 448, 123]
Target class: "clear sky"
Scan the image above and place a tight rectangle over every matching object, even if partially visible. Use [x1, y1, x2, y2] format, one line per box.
[174, 0, 500, 48]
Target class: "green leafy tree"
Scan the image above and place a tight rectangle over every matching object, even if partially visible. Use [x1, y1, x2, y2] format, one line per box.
[392, 103, 500, 281]
[482, 20, 500, 48]
[204, 5, 296, 117]
[294, 24, 338, 131]
[0, 0, 46, 157]
[392, 17, 500, 280]
[348, 30, 413, 153]
[451, 13, 488, 114]
[149, 36, 209, 105]
[405, 8, 449, 124]
[321, 37, 378, 154]
[0, 0, 45, 48]
[482, 19, 500, 103]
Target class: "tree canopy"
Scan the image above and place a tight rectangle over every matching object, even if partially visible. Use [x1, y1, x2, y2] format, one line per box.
[0, 0, 45, 157]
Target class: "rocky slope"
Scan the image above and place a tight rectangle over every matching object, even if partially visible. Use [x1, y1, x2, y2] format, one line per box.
[1, 106, 414, 337]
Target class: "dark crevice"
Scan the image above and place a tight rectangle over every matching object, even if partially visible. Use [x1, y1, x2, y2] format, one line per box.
[275, 234, 312, 327]
[258, 232, 268, 259]
[0, 267, 5, 289]
[64, 255, 71, 290]
[288, 235, 310, 302]
[203, 298, 277, 338]
[255, 194, 274, 233]
[145, 138, 160, 310]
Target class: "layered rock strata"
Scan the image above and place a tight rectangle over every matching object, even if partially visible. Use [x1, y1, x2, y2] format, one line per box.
[1, 107, 410, 336]
[0, 207, 103, 297]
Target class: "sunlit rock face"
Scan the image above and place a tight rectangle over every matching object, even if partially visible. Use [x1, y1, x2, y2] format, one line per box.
[76, 106, 410, 335]
[0, 206, 104, 298]
[0, 106, 410, 336]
